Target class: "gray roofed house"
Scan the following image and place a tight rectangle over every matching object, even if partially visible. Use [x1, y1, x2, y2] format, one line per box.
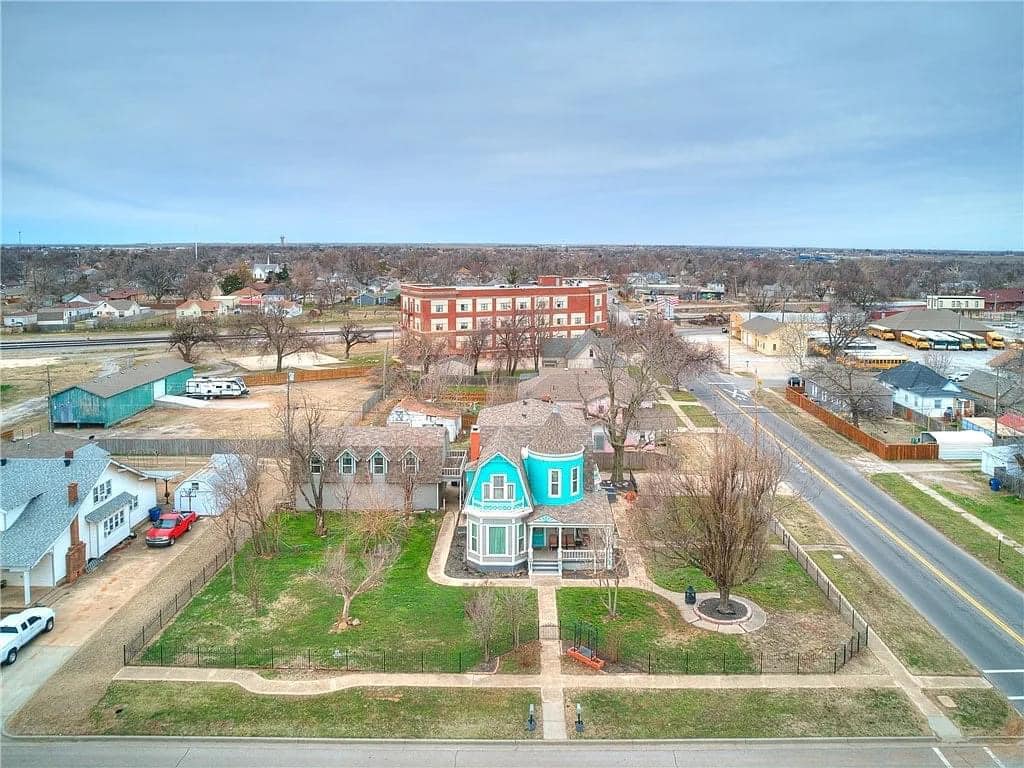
[59, 358, 193, 399]
[740, 315, 785, 335]
[475, 398, 592, 448]
[877, 361, 951, 392]
[0, 435, 158, 605]
[960, 370, 1024, 412]
[517, 368, 644, 408]
[538, 330, 619, 369]
[527, 411, 583, 456]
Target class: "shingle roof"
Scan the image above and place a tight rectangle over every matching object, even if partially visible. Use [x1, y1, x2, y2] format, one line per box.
[84, 491, 135, 523]
[518, 369, 639, 405]
[874, 309, 992, 333]
[476, 399, 591, 448]
[527, 494, 613, 527]
[0, 441, 111, 569]
[876, 362, 954, 393]
[527, 410, 583, 456]
[741, 315, 785, 335]
[960, 370, 1024, 406]
[317, 425, 448, 483]
[55, 358, 193, 399]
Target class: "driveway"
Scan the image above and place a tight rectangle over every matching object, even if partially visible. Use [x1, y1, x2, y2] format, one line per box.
[0, 519, 209, 726]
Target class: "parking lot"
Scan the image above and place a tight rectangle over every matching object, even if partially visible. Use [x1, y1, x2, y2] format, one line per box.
[0, 517, 210, 726]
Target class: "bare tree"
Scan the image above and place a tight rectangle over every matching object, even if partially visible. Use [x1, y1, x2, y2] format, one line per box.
[465, 590, 501, 663]
[461, 326, 490, 375]
[802, 360, 892, 427]
[636, 430, 785, 615]
[747, 285, 779, 313]
[525, 311, 553, 373]
[132, 254, 184, 302]
[168, 316, 219, 364]
[277, 395, 344, 537]
[923, 350, 956, 378]
[495, 588, 532, 650]
[316, 540, 398, 628]
[589, 526, 623, 618]
[590, 319, 671, 482]
[398, 332, 448, 376]
[816, 300, 871, 361]
[181, 268, 214, 300]
[657, 337, 723, 391]
[336, 308, 375, 360]
[493, 311, 531, 376]
[238, 311, 323, 372]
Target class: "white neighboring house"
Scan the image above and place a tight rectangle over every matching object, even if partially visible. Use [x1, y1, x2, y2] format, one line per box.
[174, 454, 245, 517]
[0, 435, 158, 606]
[2, 311, 37, 328]
[251, 259, 284, 281]
[93, 300, 143, 319]
[387, 397, 463, 442]
[264, 300, 302, 318]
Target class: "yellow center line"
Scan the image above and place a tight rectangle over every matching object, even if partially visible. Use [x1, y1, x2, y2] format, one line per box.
[713, 384, 1024, 649]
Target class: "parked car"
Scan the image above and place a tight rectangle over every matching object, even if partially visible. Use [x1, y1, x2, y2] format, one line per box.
[1, 607, 55, 665]
[145, 511, 199, 547]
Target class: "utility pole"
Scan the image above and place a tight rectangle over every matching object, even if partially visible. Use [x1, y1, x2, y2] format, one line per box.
[382, 341, 389, 398]
[194, 242, 199, 263]
[46, 366, 53, 433]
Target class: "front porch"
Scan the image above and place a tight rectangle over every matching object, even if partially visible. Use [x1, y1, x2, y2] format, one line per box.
[527, 523, 613, 575]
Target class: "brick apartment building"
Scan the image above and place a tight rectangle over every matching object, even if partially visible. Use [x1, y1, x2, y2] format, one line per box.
[400, 275, 609, 355]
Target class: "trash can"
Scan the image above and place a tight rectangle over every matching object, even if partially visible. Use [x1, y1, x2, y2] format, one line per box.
[685, 586, 697, 605]
[990, 477, 1002, 492]
[148, 506, 162, 523]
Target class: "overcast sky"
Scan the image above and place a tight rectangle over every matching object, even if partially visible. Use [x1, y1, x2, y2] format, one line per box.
[2, 2, 1021, 249]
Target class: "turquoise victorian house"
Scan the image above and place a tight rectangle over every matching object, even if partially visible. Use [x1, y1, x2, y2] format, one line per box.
[462, 403, 615, 575]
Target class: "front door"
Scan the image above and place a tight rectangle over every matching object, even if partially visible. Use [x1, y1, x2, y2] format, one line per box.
[532, 527, 546, 548]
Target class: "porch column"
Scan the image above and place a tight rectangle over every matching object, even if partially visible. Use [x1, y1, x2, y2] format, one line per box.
[557, 525, 562, 570]
[22, 571, 31, 606]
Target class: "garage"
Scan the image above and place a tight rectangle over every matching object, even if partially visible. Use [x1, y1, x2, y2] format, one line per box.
[918, 431, 993, 461]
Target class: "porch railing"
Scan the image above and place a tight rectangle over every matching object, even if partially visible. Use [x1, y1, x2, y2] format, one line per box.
[560, 548, 598, 563]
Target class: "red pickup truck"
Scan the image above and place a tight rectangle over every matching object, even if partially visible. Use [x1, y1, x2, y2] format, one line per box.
[145, 511, 198, 547]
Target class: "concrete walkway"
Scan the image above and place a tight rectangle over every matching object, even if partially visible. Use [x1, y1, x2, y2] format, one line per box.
[656, 387, 721, 434]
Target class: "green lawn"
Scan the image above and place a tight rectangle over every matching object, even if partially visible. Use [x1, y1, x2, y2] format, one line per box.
[809, 551, 975, 675]
[925, 689, 1023, 737]
[932, 486, 1024, 544]
[0, 383, 14, 404]
[680, 404, 720, 428]
[146, 513, 537, 672]
[557, 587, 754, 673]
[871, 473, 1024, 589]
[567, 688, 927, 738]
[92, 682, 541, 739]
[669, 390, 697, 402]
[648, 550, 829, 613]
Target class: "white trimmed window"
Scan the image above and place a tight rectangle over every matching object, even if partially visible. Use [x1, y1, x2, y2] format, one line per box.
[554, 296, 568, 309]
[432, 301, 447, 314]
[93, 479, 112, 504]
[595, 295, 603, 307]
[469, 522, 479, 554]
[594, 311, 602, 323]
[102, 508, 125, 537]
[457, 300, 472, 312]
[498, 300, 512, 311]
[516, 297, 531, 310]
[403, 452, 419, 473]
[571, 466, 580, 495]
[476, 298, 492, 312]
[370, 452, 388, 475]
[457, 318, 471, 330]
[482, 473, 515, 501]
[571, 313, 585, 325]
[338, 453, 356, 475]
[549, 469, 561, 497]
[536, 297, 549, 309]
[309, 455, 324, 475]
[517, 523, 526, 554]
[487, 525, 507, 555]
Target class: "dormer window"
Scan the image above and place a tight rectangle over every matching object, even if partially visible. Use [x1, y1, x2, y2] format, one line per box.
[309, 455, 324, 475]
[370, 452, 388, 476]
[338, 453, 356, 475]
[403, 452, 419, 473]
[571, 466, 580, 495]
[482, 473, 515, 501]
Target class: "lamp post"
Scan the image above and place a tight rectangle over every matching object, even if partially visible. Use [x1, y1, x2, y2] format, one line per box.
[575, 703, 585, 733]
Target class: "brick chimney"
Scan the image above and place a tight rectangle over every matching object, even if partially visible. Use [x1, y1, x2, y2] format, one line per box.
[64, 449, 74, 466]
[68, 482, 79, 506]
[469, 425, 481, 462]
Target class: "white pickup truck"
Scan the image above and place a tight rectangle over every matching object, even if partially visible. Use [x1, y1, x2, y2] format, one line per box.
[1, 607, 55, 665]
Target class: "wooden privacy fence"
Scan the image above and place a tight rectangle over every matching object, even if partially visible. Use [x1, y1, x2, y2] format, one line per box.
[243, 366, 374, 387]
[593, 451, 673, 471]
[784, 387, 938, 461]
[98, 437, 286, 457]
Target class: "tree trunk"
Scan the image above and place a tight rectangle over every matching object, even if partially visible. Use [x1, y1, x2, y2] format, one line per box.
[611, 444, 625, 483]
[276, 349, 284, 372]
[717, 585, 734, 615]
[340, 593, 353, 620]
[314, 508, 327, 537]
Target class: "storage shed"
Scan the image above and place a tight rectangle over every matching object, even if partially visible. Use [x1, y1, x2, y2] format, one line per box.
[51, 358, 194, 428]
[174, 453, 244, 516]
[918, 430, 993, 461]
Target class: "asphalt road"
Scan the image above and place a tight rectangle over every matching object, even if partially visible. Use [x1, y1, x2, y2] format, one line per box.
[0, 326, 397, 351]
[1, 737, 1020, 768]
[694, 375, 1024, 710]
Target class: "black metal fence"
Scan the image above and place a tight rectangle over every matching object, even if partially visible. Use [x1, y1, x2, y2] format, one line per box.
[558, 623, 868, 675]
[123, 544, 234, 665]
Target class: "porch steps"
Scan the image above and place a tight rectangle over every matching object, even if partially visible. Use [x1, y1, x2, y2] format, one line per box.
[531, 560, 561, 575]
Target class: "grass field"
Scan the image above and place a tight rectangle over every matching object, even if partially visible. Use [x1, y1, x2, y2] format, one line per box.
[668, 390, 697, 402]
[567, 688, 927, 738]
[92, 682, 541, 739]
[557, 587, 754, 673]
[679, 404, 720, 428]
[925, 689, 1023, 737]
[773, 500, 846, 546]
[809, 550, 975, 675]
[932, 485, 1024, 544]
[754, 389, 861, 457]
[146, 513, 537, 671]
[871, 473, 1024, 589]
